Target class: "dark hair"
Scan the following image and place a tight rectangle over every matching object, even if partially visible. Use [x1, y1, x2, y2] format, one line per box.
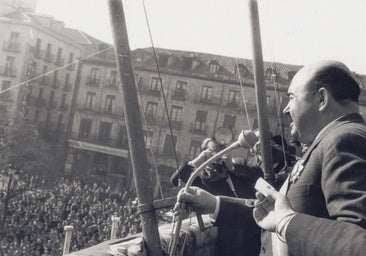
[308, 66, 360, 103]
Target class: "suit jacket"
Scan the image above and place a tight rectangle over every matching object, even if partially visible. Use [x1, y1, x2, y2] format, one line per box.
[286, 213, 366, 256]
[215, 113, 366, 255]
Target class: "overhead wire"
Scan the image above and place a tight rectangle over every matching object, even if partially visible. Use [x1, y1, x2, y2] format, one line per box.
[141, 0, 180, 171]
[0, 46, 113, 95]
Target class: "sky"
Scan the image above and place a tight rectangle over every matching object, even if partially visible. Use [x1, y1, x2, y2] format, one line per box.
[35, 0, 366, 74]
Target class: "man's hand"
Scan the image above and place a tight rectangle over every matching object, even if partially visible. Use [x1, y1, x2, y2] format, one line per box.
[253, 189, 295, 232]
[174, 186, 217, 215]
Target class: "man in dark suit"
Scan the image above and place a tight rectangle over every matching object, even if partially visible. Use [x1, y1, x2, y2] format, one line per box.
[176, 60, 366, 256]
[253, 189, 366, 256]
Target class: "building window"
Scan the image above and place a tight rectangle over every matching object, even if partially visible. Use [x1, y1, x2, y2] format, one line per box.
[56, 47, 63, 65]
[49, 90, 55, 105]
[8, 32, 19, 50]
[144, 130, 153, 149]
[4, 56, 15, 76]
[173, 80, 187, 99]
[85, 92, 96, 110]
[108, 70, 118, 87]
[41, 65, 48, 85]
[79, 118, 92, 138]
[87, 68, 100, 86]
[150, 77, 160, 91]
[68, 53, 74, 64]
[163, 134, 177, 156]
[223, 114, 236, 128]
[104, 95, 115, 113]
[38, 88, 44, 99]
[98, 121, 112, 142]
[145, 101, 158, 118]
[201, 85, 212, 101]
[235, 63, 247, 78]
[228, 90, 239, 107]
[189, 140, 201, 159]
[170, 105, 183, 122]
[64, 73, 70, 89]
[209, 61, 219, 74]
[60, 94, 67, 109]
[34, 110, 40, 123]
[45, 43, 53, 62]
[194, 110, 207, 130]
[1, 80, 11, 99]
[265, 68, 277, 82]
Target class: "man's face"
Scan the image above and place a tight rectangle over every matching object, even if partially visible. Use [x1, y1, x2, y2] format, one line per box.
[283, 70, 319, 144]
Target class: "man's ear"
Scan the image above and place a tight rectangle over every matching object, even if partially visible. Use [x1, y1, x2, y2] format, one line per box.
[318, 87, 329, 112]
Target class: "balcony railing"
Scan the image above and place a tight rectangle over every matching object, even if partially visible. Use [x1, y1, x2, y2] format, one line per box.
[48, 101, 58, 109]
[166, 120, 182, 130]
[50, 79, 60, 89]
[40, 76, 50, 86]
[63, 84, 72, 92]
[66, 63, 76, 70]
[55, 57, 65, 66]
[105, 82, 119, 90]
[35, 98, 46, 108]
[189, 123, 208, 135]
[171, 92, 186, 101]
[44, 53, 54, 63]
[3, 41, 21, 53]
[0, 65, 16, 77]
[85, 76, 100, 87]
[30, 47, 42, 59]
[59, 104, 69, 111]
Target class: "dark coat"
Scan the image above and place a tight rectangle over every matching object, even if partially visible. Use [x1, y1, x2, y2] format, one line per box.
[287, 213, 366, 256]
[216, 113, 366, 255]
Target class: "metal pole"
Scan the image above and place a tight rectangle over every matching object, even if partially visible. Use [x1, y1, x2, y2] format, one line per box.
[248, 0, 275, 182]
[110, 216, 120, 240]
[63, 225, 74, 255]
[107, 1, 162, 256]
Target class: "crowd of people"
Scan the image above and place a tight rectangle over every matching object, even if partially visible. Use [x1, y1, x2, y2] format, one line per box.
[0, 172, 143, 256]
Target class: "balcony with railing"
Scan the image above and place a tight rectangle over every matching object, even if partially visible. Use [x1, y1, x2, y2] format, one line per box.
[66, 63, 76, 71]
[44, 53, 54, 63]
[0, 65, 16, 77]
[69, 132, 121, 148]
[40, 76, 50, 86]
[85, 76, 100, 88]
[104, 81, 119, 90]
[165, 120, 182, 130]
[189, 122, 208, 136]
[63, 83, 72, 92]
[48, 101, 58, 109]
[59, 104, 69, 112]
[0, 92, 12, 102]
[50, 79, 61, 89]
[35, 98, 46, 108]
[171, 91, 186, 101]
[55, 57, 65, 66]
[3, 41, 21, 53]
[194, 94, 220, 106]
[30, 47, 42, 59]
[145, 115, 157, 125]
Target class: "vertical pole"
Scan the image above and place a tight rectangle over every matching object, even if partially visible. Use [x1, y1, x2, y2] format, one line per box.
[63, 225, 74, 255]
[248, 0, 275, 181]
[110, 216, 120, 240]
[107, 1, 162, 256]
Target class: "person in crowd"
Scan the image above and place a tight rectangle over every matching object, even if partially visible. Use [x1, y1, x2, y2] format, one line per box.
[0, 173, 143, 255]
[176, 60, 366, 256]
[253, 188, 366, 256]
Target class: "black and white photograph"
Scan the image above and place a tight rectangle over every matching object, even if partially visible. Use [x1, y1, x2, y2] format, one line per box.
[0, 0, 366, 255]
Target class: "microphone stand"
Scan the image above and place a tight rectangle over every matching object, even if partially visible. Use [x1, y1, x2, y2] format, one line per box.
[169, 130, 254, 256]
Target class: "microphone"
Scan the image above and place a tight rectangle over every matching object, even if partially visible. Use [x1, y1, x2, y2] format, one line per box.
[232, 130, 258, 149]
[184, 130, 257, 188]
[188, 148, 214, 168]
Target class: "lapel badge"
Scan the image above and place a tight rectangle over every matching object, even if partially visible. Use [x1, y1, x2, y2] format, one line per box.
[290, 160, 305, 183]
